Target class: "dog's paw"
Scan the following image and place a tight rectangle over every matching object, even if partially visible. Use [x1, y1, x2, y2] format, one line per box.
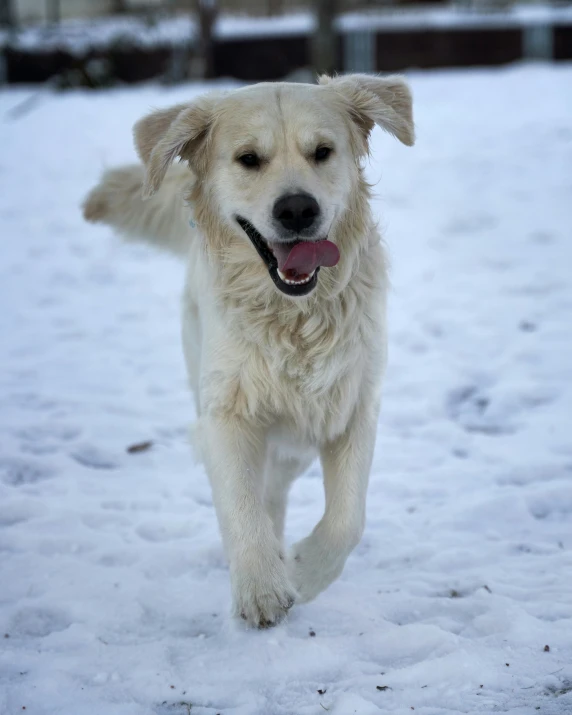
[287, 534, 346, 603]
[231, 561, 296, 629]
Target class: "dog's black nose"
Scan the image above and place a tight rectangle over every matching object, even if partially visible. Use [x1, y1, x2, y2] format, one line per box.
[273, 193, 320, 233]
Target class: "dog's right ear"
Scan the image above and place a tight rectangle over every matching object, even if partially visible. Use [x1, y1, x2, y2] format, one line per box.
[134, 95, 217, 199]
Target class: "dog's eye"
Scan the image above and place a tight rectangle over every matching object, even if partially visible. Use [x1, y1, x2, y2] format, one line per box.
[238, 153, 260, 168]
[315, 146, 332, 162]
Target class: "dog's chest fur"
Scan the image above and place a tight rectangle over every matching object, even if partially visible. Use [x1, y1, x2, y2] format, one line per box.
[199, 269, 386, 445]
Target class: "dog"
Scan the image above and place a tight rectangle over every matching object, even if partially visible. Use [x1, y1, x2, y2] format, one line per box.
[82, 73, 414, 628]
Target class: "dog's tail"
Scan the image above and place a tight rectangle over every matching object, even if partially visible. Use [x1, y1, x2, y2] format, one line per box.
[82, 163, 193, 258]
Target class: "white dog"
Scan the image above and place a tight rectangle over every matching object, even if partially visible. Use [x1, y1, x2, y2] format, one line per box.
[83, 74, 414, 628]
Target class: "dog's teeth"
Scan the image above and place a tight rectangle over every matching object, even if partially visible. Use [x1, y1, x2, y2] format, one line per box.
[277, 269, 315, 286]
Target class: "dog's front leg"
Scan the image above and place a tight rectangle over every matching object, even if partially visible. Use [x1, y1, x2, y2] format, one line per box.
[203, 416, 297, 628]
[288, 401, 378, 602]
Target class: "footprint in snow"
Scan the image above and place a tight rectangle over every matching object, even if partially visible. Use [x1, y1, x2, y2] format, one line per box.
[18, 423, 81, 455]
[527, 487, 572, 521]
[8, 606, 72, 638]
[136, 521, 195, 543]
[447, 384, 515, 435]
[71, 444, 118, 470]
[0, 457, 54, 487]
[444, 213, 498, 236]
[97, 550, 139, 568]
[17, 423, 80, 444]
[0, 501, 43, 527]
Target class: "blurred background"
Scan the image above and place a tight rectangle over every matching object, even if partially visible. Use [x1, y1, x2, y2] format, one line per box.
[0, 0, 571, 88]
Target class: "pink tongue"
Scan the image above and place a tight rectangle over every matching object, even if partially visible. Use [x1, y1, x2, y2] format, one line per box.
[274, 240, 340, 276]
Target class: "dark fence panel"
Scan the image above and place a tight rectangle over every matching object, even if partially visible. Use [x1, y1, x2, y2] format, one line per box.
[5, 46, 172, 84]
[111, 47, 172, 82]
[376, 29, 522, 72]
[214, 35, 309, 81]
[554, 26, 572, 60]
[5, 48, 73, 83]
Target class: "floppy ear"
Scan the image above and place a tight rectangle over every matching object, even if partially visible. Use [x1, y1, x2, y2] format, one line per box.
[319, 73, 415, 149]
[133, 95, 217, 199]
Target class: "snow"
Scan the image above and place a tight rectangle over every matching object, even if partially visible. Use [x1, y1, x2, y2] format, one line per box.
[338, 4, 572, 32]
[1, 63, 572, 715]
[0, 15, 198, 54]
[2, 5, 572, 53]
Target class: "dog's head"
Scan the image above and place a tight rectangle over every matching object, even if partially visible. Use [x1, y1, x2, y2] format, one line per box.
[135, 74, 414, 299]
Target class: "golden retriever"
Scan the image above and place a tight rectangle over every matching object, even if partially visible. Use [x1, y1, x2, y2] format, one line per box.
[82, 73, 414, 628]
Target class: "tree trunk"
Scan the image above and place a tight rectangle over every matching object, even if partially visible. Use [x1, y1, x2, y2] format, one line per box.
[0, 0, 16, 28]
[194, 0, 218, 80]
[312, 0, 337, 76]
[47, 0, 61, 25]
[112, 0, 129, 14]
[268, 0, 282, 16]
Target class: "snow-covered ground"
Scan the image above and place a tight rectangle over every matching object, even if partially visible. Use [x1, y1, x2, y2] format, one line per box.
[1, 63, 571, 715]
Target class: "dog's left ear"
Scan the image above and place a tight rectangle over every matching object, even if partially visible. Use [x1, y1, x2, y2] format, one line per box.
[319, 73, 415, 149]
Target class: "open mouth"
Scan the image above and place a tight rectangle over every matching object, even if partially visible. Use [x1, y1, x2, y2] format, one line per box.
[236, 217, 339, 297]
